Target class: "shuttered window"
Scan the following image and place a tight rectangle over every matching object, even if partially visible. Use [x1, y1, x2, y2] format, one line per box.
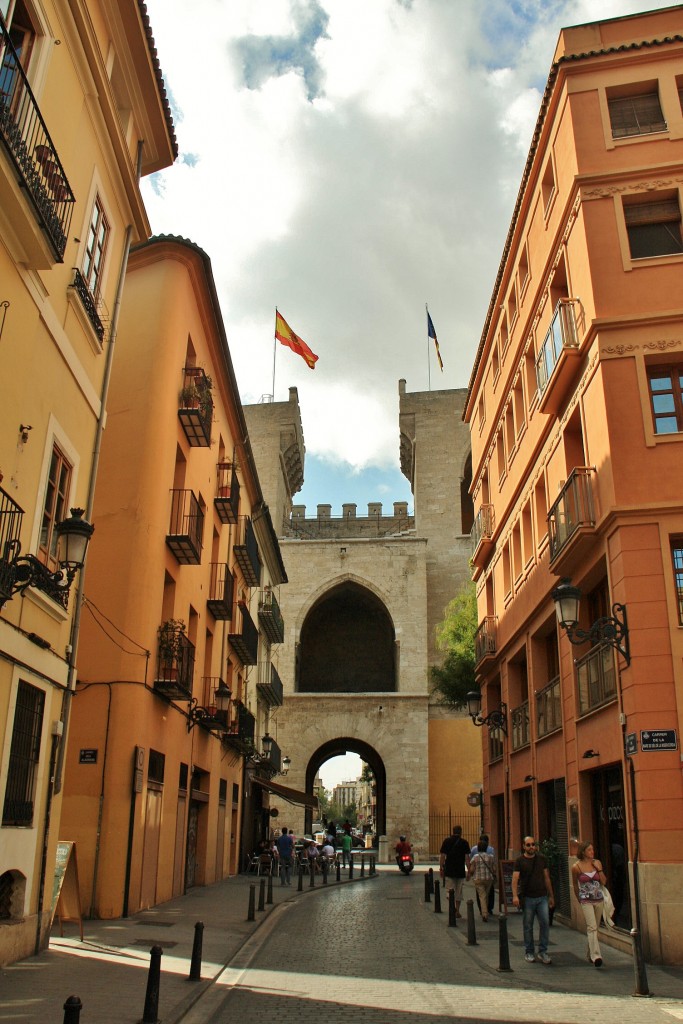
[625, 197, 683, 259]
[2, 682, 45, 827]
[608, 91, 666, 138]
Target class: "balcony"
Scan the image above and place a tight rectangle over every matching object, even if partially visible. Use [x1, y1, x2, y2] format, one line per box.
[70, 268, 104, 342]
[0, 21, 75, 262]
[214, 461, 239, 525]
[233, 516, 261, 587]
[475, 616, 497, 665]
[548, 468, 596, 575]
[154, 626, 195, 701]
[471, 504, 494, 577]
[577, 644, 617, 716]
[224, 699, 256, 753]
[536, 675, 562, 738]
[258, 588, 284, 644]
[195, 676, 232, 732]
[166, 489, 204, 564]
[178, 367, 213, 446]
[0, 487, 23, 607]
[257, 661, 284, 707]
[207, 563, 234, 620]
[535, 299, 581, 415]
[228, 601, 259, 665]
[262, 735, 282, 775]
[511, 700, 530, 751]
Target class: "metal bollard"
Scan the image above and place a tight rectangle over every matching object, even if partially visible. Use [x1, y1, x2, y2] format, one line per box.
[434, 880, 442, 913]
[322, 859, 328, 885]
[466, 899, 478, 945]
[497, 914, 513, 972]
[298, 865, 304, 891]
[247, 883, 256, 921]
[370, 856, 375, 876]
[360, 857, 365, 878]
[336, 859, 341, 882]
[309, 862, 315, 887]
[63, 995, 82, 1024]
[424, 873, 431, 903]
[448, 887, 457, 926]
[349, 856, 354, 880]
[267, 871, 273, 904]
[189, 921, 203, 981]
[630, 928, 651, 997]
[258, 878, 266, 910]
[141, 945, 163, 1024]
[428, 867, 435, 894]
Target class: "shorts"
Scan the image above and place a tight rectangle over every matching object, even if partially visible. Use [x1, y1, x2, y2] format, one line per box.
[444, 876, 464, 898]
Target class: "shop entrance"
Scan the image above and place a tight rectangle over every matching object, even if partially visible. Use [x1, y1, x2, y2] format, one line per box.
[591, 765, 631, 928]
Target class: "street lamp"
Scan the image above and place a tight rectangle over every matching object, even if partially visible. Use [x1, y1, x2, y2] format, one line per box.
[551, 578, 630, 665]
[187, 680, 232, 732]
[0, 507, 94, 609]
[466, 690, 508, 734]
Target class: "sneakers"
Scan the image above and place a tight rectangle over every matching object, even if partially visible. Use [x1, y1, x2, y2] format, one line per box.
[537, 953, 552, 965]
[524, 952, 536, 963]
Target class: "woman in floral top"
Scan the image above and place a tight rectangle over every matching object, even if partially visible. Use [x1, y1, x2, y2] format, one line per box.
[572, 840, 607, 967]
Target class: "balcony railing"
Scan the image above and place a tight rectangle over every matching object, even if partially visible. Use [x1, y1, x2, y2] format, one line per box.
[70, 268, 104, 341]
[489, 730, 504, 762]
[228, 601, 259, 665]
[535, 299, 579, 399]
[511, 700, 530, 751]
[577, 643, 617, 716]
[224, 699, 256, 751]
[214, 461, 239, 525]
[256, 661, 284, 707]
[166, 489, 204, 564]
[471, 504, 494, 562]
[262, 735, 282, 775]
[0, 486, 23, 606]
[548, 467, 596, 562]
[207, 563, 234, 620]
[233, 516, 261, 587]
[536, 675, 562, 738]
[154, 627, 195, 701]
[178, 367, 213, 446]
[0, 20, 75, 260]
[258, 588, 284, 644]
[475, 616, 497, 664]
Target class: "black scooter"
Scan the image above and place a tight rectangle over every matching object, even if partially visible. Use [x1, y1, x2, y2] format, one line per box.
[397, 853, 414, 874]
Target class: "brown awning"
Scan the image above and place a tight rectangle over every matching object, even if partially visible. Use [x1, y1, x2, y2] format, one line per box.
[254, 777, 318, 808]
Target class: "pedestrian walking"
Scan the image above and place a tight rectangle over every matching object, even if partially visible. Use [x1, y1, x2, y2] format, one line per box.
[439, 825, 470, 918]
[572, 840, 607, 967]
[340, 830, 353, 867]
[276, 826, 294, 886]
[471, 834, 496, 915]
[511, 835, 555, 964]
[468, 838, 496, 921]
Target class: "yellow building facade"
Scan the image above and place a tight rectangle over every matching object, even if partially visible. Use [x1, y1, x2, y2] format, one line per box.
[0, 0, 175, 963]
[464, 6, 683, 963]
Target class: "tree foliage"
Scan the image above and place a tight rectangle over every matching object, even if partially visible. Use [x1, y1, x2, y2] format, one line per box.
[430, 583, 478, 708]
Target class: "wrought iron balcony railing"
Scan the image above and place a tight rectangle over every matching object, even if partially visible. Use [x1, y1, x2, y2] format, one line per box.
[0, 486, 24, 606]
[258, 588, 284, 644]
[511, 700, 530, 751]
[214, 461, 240, 525]
[224, 700, 256, 751]
[70, 268, 104, 341]
[536, 675, 562, 738]
[0, 19, 75, 260]
[166, 489, 204, 564]
[548, 467, 596, 562]
[256, 661, 284, 707]
[228, 601, 259, 665]
[207, 562, 234, 620]
[577, 643, 617, 716]
[233, 516, 261, 587]
[475, 616, 497, 664]
[154, 626, 195, 701]
[262, 734, 282, 775]
[535, 299, 579, 398]
[178, 367, 213, 446]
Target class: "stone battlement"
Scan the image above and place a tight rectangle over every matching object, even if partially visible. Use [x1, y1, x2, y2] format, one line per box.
[283, 501, 414, 540]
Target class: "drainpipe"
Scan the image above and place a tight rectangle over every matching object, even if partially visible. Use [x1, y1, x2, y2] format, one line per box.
[54, 222, 134, 794]
[34, 724, 61, 954]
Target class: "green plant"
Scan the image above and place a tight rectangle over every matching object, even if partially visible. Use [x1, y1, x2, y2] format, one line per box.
[430, 583, 478, 707]
[157, 618, 186, 659]
[539, 836, 561, 870]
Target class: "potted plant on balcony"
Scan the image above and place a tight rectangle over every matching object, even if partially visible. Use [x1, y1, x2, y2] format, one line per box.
[179, 382, 201, 409]
[157, 618, 187, 682]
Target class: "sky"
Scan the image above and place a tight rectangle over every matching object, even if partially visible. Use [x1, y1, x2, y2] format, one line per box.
[142, 0, 661, 515]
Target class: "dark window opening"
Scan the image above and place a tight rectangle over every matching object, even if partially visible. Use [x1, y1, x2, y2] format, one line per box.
[625, 197, 683, 259]
[2, 682, 45, 827]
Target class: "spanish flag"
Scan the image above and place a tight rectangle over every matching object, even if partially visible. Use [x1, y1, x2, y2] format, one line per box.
[275, 311, 318, 369]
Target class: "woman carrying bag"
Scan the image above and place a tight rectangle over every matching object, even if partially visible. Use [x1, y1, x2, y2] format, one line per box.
[572, 840, 607, 967]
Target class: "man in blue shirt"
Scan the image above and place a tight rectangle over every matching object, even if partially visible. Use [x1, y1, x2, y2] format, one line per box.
[276, 827, 295, 886]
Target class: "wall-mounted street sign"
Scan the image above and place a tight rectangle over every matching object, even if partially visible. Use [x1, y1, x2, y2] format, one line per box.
[625, 733, 637, 755]
[79, 748, 98, 764]
[640, 729, 677, 751]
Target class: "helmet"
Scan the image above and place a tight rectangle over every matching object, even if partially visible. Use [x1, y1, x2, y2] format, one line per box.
[399, 835, 406, 841]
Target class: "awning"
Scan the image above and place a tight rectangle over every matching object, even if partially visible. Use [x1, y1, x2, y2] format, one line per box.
[254, 777, 318, 809]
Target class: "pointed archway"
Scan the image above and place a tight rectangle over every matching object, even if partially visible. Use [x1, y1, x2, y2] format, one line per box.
[304, 737, 386, 838]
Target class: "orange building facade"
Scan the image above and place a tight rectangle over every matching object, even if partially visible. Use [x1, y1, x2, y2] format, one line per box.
[60, 236, 289, 918]
[464, 7, 683, 963]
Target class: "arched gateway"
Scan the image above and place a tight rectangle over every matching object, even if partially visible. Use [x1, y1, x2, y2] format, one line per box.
[304, 738, 386, 837]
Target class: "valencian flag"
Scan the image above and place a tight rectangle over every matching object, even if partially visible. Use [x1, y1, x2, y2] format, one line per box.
[275, 310, 318, 369]
[427, 311, 443, 371]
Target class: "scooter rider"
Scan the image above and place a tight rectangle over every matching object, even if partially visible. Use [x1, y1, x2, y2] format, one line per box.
[395, 835, 412, 868]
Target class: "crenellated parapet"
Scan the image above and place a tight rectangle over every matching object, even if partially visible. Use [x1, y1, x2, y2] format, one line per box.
[283, 500, 414, 540]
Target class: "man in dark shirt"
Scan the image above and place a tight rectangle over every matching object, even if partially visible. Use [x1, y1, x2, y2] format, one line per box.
[439, 825, 470, 918]
[511, 836, 555, 964]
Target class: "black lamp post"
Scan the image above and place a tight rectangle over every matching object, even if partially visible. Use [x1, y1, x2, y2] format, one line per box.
[551, 578, 630, 665]
[187, 680, 232, 732]
[466, 690, 508, 734]
[0, 507, 94, 609]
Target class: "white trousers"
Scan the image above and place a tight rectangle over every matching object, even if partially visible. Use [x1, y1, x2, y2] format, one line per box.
[581, 900, 604, 962]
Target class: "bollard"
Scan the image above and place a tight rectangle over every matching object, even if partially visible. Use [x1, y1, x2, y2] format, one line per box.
[434, 879, 442, 913]
[63, 995, 82, 1024]
[448, 888, 457, 926]
[497, 914, 512, 972]
[141, 945, 163, 1024]
[630, 928, 651, 997]
[267, 871, 273, 904]
[370, 856, 375, 876]
[297, 864, 304, 891]
[189, 921, 203, 981]
[428, 867, 435, 894]
[360, 857, 365, 878]
[349, 856, 354, 880]
[309, 862, 315, 887]
[336, 859, 341, 882]
[258, 878, 266, 911]
[247, 883, 256, 921]
[466, 899, 478, 945]
[424, 873, 431, 903]
[322, 859, 328, 886]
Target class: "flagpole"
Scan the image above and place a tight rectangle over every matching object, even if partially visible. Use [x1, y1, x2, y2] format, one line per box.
[272, 308, 278, 400]
[426, 303, 431, 391]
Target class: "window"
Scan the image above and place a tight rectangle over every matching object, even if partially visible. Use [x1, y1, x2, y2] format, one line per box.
[518, 246, 529, 293]
[2, 682, 45, 827]
[542, 159, 555, 212]
[672, 540, 683, 625]
[647, 365, 683, 434]
[625, 196, 683, 259]
[39, 443, 72, 569]
[82, 196, 109, 298]
[608, 90, 666, 139]
[0, 1, 36, 93]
